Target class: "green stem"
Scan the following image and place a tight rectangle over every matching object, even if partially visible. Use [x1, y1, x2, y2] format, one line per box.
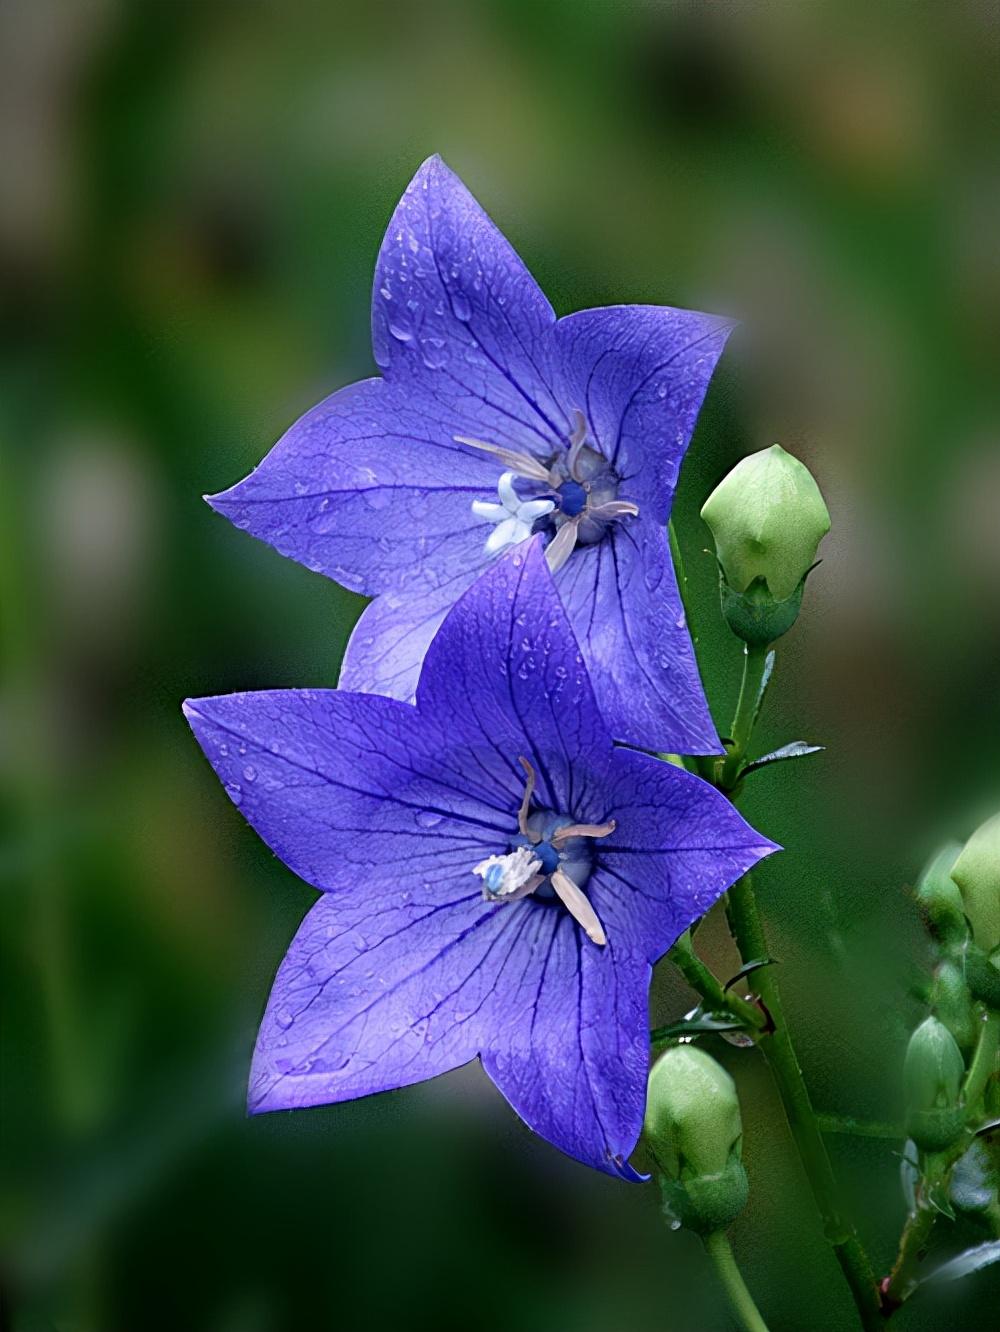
[721, 643, 768, 790]
[667, 930, 765, 1033]
[668, 520, 699, 649]
[883, 1015, 999, 1311]
[964, 1010, 1000, 1112]
[703, 1230, 771, 1332]
[725, 874, 881, 1329]
[716, 644, 882, 1330]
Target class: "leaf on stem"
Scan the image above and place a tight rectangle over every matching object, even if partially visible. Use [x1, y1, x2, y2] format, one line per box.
[741, 741, 825, 778]
[650, 1005, 749, 1044]
[723, 956, 775, 991]
[751, 649, 776, 730]
[920, 1240, 1000, 1285]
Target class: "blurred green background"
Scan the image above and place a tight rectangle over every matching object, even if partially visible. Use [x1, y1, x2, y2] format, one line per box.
[2, 2, 999, 1329]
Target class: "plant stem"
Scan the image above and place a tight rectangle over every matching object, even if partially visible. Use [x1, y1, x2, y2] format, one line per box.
[668, 520, 699, 649]
[667, 930, 766, 1033]
[725, 873, 882, 1328]
[703, 1230, 771, 1332]
[717, 644, 882, 1330]
[964, 1010, 1000, 1111]
[721, 643, 768, 788]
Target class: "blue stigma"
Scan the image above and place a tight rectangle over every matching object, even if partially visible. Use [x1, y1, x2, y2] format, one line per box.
[534, 840, 560, 875]
[557, 480, 587, 517]
[485, 864, 505, 894]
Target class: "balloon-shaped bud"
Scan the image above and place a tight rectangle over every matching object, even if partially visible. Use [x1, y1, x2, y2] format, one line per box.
[915, 842, 968, 951]
[701, 445, 830, 646]
[643, 1045, 748, 1234]
[904, 1016, 966, 1152]
[931, 959, 976, 1056]
[951, 814, 1000, 954]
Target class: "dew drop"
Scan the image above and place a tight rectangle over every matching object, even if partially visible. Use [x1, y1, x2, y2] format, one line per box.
[416, 810, 444, 829]
[450, 289, 472, 322]
[224, 782, 243, 805]
[275, 1008, 294, 1030]
[388, 322, 413, 343]
[243, 765, 257, 783]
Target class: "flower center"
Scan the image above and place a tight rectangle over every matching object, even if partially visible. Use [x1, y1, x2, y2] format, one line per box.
[471, 757, 614, 946]
[458, 409, 639, 572]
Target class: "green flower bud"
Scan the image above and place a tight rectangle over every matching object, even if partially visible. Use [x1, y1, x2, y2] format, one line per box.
[951, 814, 1000, 954]
[701, 443, 831, 600]
[931, 959, 977, 1056]
[949, 1138, 1000, 1217]
[643, 1045, 748, 1234]
[965, 943, 1000, 1010]
[903, 1016, 966, 1152]
[915, 842, 968, 951]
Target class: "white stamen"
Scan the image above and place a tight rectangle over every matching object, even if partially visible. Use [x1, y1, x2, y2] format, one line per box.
[472, 471, 555, 557]
[551, 868, 607, 946]
[544, 517, 580, 573]
[474, 846, 543, 899]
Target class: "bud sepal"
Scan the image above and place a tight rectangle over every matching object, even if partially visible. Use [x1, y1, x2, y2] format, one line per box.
[643, 1045, 749, 1235]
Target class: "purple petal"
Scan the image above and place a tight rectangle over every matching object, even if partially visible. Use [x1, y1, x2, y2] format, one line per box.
[339, 558, 482, 702]
[556, 516, 720, 753]
[482, 920, 650, 1179]
[416, 538, 612, 816]
[373, 155, 568, 453]
[182, 690, 515, 898]
[205, 377, 499, 596]
[555, 304, 733, 520]
[250, 888, 512, 1112]
[595, 747, 780, 960]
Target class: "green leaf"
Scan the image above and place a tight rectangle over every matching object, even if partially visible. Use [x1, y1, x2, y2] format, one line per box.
[741, 740, 824, 777]
[922, 1240, 1000, 1285]
[723, 956, 775, 991]
[751, 649, 776, 729]
[650, 1007, 747, 1044]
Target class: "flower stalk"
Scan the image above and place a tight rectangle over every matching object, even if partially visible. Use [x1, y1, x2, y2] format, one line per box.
[703, 1230, 772, 1332]
[716, 645, 883, 1330]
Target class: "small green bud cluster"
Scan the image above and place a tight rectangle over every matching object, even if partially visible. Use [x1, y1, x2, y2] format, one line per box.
[902, 816, 1000, 1182]
[643, 1045, 748, 1235]
[951, 814, 1000, 1008]
[701, 445, 830, 647]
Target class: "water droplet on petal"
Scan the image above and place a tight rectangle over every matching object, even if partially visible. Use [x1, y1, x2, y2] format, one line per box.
[275, 1008, 294, 1030]
[243, 765, 257, 782]
[416, 810, 444, 829]
[450, 289, 472, 321]
[388, 322, 413, 343]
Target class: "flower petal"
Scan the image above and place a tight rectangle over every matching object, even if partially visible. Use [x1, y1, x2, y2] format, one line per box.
[372, 156, 568, 453]
[482, 919, 650, 1179]
[416, 538, 612, 818]
[205, 378, 497, 596]
[339, 558, 482, 703]
[250, 887, 521, 1112]
[555, 304, 732, 521]
[182, 689, 515, 898]
[594, 747, 780, 960]
[555, 516, 721, 753]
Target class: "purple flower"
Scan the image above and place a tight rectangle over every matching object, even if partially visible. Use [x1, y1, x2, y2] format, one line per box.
[208, 156, 732, 754]
[184, 539, 776, 1178]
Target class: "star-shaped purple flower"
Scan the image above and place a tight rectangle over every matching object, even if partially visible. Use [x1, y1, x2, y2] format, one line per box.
[208, 156, 732, 754]
[184, 539, 776, 1178]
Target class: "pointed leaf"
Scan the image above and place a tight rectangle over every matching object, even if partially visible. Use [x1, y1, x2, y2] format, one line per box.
[741, 741, 824, 778]
[724, 956, 775, 991]
[923, 1240, 1000, 1285]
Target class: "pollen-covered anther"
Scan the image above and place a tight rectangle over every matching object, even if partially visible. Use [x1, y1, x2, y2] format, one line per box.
[474, 846, 544, 900]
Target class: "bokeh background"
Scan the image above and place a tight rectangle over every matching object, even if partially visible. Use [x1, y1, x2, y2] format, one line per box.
[3, 2, 999, 1329]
